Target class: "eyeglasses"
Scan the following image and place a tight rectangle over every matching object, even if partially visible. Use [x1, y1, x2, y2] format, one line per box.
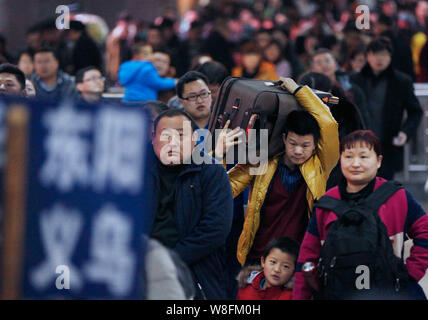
[0, 81, 18, 89]
[182, 91, 211, 101]
[84, 76, 105, 82]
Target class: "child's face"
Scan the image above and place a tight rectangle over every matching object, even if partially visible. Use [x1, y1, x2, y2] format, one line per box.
[261, 248, 295, 288]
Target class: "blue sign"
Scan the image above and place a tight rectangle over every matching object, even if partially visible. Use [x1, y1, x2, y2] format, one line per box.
[20, 99, 150, 299]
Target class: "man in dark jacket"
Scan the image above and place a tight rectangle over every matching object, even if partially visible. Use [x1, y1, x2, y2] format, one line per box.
[374, 14, 416, 81]
[30, 47, 78, 101]
[65, 21, 102, 75]
[145, 108, 233, 299]
[351, 38, 423, 180]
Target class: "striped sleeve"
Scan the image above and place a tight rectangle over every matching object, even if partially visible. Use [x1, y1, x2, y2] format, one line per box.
[403, 190, 428, 284]
[292, 211, 322, 300]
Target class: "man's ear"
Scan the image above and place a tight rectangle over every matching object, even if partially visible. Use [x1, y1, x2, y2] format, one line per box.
[152, 128, 156, 142]
[22, 89, 27, 97]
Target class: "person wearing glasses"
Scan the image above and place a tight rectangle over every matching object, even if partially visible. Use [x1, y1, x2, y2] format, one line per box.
[75, 66, 106, 104]
[176, 71, 212, 131]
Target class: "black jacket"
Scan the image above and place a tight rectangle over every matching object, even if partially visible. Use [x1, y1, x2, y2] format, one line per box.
[71, 34, 103, 74]
[144, 147, 233, 299]
[380, 30, 416, 81]
[351, 64, 423, 171]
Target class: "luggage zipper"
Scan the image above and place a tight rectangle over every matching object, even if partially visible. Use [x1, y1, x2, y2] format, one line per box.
[216, 78, 238, 128]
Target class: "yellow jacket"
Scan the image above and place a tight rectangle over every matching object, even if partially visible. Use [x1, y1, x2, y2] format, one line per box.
[227, 85, 339, 266]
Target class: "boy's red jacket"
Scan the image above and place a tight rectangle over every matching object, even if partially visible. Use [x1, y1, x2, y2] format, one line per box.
[236, 271, 293, 300]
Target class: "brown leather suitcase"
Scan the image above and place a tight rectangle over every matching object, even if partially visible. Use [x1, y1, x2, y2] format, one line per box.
[208, 77, 337, 159]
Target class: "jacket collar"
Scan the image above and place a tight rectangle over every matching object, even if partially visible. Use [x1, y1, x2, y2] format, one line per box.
[148, 146, 213, 178]
[360, 62, 394, 79]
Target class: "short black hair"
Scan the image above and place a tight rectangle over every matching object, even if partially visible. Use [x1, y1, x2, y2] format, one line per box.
[38, 18, 57, 32]
[75, 66, 102, 83]
[148, 23, 162, 31]
[256, 28, 271, 36]
[141, 100, 169, 118]
[0, 63, 26, 90]
[26, 23, 43, 35]
[282, 110, 321, 145]
[343, 19, 360, 34]
[131, 43, 152, 57]
[17, 50, 34, 61]
[320, 35, 339, 51]
[195, 61, 229, 86]
[153, 108, 197, 134]
[159, 17, 175, 29]
[154, 47, 173, 57]
[349, 45, 366, 59]
[34, 47, 59, 61]
[262, 237, 300, 266]
[377, 14, 394, 28]
[366, 37, 393, 55]
[69, 20, 86, 32]
[298, 72, 332, 93]
[310, 48, 334, 65]
[176, 71, 209, 99]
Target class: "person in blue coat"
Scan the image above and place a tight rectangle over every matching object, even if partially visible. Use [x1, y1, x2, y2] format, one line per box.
[119, 44, 176, 105]
[144, 108, 233, 299]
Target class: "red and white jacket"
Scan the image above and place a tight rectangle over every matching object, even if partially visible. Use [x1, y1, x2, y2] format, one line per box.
[237, 270, 293, 300]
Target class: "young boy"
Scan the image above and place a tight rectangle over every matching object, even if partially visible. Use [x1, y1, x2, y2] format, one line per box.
[236, 237, 299, 300]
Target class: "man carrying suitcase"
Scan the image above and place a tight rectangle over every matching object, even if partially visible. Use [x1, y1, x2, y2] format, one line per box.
[216, 77, 340, 266]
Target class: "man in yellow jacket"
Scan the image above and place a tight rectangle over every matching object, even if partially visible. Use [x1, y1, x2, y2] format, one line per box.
[217, 78, 339, 266]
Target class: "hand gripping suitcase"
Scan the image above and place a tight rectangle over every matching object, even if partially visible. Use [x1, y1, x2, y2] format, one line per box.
[208, 77, 338, 160]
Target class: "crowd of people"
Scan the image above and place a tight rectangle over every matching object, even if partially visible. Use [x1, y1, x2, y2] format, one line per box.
[0, 0, 428, 300]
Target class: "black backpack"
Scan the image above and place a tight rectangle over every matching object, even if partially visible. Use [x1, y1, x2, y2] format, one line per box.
[313, 181, 409, 300]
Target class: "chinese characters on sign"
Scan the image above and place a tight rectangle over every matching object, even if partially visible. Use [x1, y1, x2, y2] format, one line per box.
[19, 100, 149, 299]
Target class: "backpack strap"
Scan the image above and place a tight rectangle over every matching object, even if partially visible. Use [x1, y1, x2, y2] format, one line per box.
[362, 181, 403, 212]
[314, 196, 352, 218]
[314, 181, 402, 218]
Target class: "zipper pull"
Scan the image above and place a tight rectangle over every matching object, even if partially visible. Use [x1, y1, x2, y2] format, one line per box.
[197, 282, 207, 300]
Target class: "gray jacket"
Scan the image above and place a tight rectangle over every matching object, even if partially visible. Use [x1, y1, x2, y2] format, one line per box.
[145, 238, 195, 300]
[30, 70, 78, 102]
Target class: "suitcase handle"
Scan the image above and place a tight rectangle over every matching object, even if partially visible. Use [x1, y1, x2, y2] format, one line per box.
[228, 98, 241, 123]
[219, 98, 240, 127]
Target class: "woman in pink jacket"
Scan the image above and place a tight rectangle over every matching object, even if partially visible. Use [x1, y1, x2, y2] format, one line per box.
[293, 130, 428, 300]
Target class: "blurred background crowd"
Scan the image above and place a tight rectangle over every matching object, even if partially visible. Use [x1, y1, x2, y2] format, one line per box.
[0, 1, 427, 198]
[0, 0, 428, 86]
